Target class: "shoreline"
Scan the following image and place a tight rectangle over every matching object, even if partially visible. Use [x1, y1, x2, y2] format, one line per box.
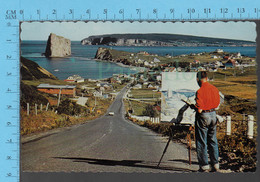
[94, 58, 146, 71]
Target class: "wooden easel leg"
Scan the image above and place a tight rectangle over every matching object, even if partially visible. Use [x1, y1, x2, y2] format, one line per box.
[187, 133, 191, 165]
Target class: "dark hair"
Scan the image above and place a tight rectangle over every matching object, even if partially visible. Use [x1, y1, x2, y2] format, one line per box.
[197, 71, 207, 80]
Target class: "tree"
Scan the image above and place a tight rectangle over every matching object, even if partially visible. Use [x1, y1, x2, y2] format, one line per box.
[142, 104, 158, 117]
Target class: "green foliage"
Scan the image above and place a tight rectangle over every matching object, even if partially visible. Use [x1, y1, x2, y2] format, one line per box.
[20, 82, 49, 108]
[142, 104, 159, 117]
[57, 99, 89, 116]
[218, 121, 257, 172]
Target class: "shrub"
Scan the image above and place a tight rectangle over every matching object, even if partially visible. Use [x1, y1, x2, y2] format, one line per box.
[57, 99, 88, 116]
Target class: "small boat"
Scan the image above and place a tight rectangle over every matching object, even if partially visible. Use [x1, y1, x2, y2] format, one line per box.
[54, 69, 59, 72]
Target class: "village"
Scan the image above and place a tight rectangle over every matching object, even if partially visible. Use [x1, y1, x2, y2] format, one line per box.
[31, 48, 256, 123]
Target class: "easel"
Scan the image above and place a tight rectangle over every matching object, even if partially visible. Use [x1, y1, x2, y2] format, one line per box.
[157, 124, 195, 167]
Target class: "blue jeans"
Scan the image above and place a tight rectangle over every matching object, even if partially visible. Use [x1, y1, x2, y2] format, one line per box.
[195, 111, 219, 168]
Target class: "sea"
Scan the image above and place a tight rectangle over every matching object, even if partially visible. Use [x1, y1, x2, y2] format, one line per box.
[21, 40, 256, 80]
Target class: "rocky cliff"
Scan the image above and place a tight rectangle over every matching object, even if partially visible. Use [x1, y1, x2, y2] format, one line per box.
[95, 47, 113, 60]
[21, 56, 57, 80]
[81, 33, 256, 47]
[45, 33, 71, 57]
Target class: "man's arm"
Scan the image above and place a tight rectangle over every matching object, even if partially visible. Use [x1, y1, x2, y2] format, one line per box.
[195, 91, 203, 113]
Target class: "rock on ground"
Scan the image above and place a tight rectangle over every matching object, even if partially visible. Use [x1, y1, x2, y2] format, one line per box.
[95, 47, 113, 60]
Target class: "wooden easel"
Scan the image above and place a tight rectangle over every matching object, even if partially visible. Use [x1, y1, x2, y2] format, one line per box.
[157, 124, 195, 167]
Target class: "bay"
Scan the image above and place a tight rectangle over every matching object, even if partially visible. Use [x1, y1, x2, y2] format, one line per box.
[21, 41, 256, 80]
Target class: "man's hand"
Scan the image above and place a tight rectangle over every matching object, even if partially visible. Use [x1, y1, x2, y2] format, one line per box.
[189, 104, 196, 110]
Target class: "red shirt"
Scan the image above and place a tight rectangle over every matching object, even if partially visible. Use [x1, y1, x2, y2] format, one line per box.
[195, 82, 220, 111]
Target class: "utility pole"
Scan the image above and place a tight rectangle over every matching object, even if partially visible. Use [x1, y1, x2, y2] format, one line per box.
[57, 88, 62, 107]
[27, 103, 29, 115]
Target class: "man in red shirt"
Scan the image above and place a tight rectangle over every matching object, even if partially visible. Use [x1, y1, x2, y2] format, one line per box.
[191, 71, 220, 172]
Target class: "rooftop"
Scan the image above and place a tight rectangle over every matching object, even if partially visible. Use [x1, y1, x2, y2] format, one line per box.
[37, 84, 76, 89]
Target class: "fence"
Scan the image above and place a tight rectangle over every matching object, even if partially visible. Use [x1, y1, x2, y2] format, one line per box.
[128, 112, 256, 139]
[26, 102, 51, 115]
[224, 115, 255, 139]
[128, 113, 160, 123]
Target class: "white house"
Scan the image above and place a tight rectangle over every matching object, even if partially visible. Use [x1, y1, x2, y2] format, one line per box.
[215, 49, 224, 53]
[143, 82, 149, 86]
[144, 61, 150, 66]
[153, 57, 161, 63]
[147, 84, 155, 89]
[133, 84, 142, 89]
[65, 75, 84, 83]
[214, 61, 223, 67]
[177, 67, 182, 72]
[93, 90, 103, 97]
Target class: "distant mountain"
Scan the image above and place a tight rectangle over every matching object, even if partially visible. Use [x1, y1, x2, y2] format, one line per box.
[81, 33, 255, 47]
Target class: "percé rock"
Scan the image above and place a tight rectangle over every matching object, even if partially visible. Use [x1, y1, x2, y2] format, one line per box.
[95, 47, 113, 60]
[45, 33, 71, 57]
[21, 56, 57, 80]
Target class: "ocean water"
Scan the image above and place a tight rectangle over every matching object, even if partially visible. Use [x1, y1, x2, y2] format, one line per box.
[21, 41, 256, 80]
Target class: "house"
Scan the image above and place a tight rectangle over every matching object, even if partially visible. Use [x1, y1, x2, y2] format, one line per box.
[97, 82, 113, 90]
[88, 79, 98, 82]
[100, 87, 105, 91]
[37, 84, 76, 97]
[133, 84, 142, 89]
[143, 82, 149, 86]
[214, 61, 223, 67]
[177, 67, 182, 72]
[93, 90, 103, 97]
[147, 83, 155, 89]
[211, 55, 218, 59]
[137, 59, 144, 64]
[193, 60, 200, 64]
[64, 75, 84, 83]
[153, 57, 161, 63]
[235, 52, 242, 58]
[215, 49, 224, 53]
[144, 61, 150, 66]
[138, 51, 149, 55]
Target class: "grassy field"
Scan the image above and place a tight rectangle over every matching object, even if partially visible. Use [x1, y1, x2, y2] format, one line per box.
[21, 110, 87, 135]
[124, 100, 157, 116]
[129, 89, 161, 99]
[21, 97, 113, 136]
[21, 78, 114, 136]
[22, 78, 70, 87]
[208, 67, 257, 120]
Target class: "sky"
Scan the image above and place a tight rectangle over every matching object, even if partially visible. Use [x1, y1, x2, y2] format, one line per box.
[21, 21, 256, 42]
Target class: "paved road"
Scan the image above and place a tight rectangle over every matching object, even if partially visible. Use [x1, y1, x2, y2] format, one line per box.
[21, 86, 198, 172]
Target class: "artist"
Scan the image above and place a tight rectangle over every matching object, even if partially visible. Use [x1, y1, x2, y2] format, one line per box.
[190, 71, 220, 172]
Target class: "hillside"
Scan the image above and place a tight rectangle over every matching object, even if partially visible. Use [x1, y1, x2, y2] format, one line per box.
[81, 33, 256, 47]
[21, 56, 58, 80]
